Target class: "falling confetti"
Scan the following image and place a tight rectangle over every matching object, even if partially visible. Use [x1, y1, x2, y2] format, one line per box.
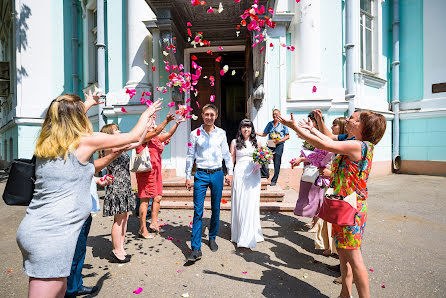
[207, 7, 214, 13]
[255, 71, 260, 78]
[218, 46, 224, 51]
[192, 114, 198, 120]
[187, 22, 192, 26]
[168, 102, 175, 107]
[188, 142, 192, 147]
[218, 2, 224, 13]
[312, 86, 317, 93]
[222, 199, 228, 204]
[231, 70, 236, 76]
[215, 56, 222, 62]
[197, 129, 201, 136]
[163, 51, 169, 56]
[210, 95, 215, 102]
[133, 287, 143, 294]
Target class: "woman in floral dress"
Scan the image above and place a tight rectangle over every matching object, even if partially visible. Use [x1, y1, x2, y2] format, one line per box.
[278, 110, 386, 298]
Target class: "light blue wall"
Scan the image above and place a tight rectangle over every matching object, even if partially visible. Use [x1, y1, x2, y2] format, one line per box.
[400, 0, 423, 101]
[17, 125, 41, 158]
[373, 120, 392, 162]
[52, 0, 68, 96]
[400, 117, 446, 161]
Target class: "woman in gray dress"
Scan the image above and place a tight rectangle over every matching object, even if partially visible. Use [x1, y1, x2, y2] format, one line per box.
[16, 94, 162, 297]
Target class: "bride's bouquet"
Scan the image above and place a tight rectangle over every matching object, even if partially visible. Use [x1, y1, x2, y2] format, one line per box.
[252, 146, 274, 174]
[300, 148, 333, 187]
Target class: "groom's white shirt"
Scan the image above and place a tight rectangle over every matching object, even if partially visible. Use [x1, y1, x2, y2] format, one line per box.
[186, 125, 234, 180]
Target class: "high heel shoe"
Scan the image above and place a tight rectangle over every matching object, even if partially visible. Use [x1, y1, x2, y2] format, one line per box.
[109, 251, 130, 263]
[138, 231, 154, 239]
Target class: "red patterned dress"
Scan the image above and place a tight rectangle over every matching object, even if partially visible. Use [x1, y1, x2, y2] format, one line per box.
[330, 141, 374, 250]
[136, 136, 164, 198]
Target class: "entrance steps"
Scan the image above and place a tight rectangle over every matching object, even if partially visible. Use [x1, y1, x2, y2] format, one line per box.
[158, 177, 296, 211]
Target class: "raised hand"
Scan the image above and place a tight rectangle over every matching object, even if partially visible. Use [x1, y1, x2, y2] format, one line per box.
[84, 89, 103, 106]
[313, 109, 323, 121]
[176, 116, 187, 124]
[166, 113, 176, 122]
[147, 99, 163, 116]
[277, 112, 296, 128]
[298, 118, 313, 131]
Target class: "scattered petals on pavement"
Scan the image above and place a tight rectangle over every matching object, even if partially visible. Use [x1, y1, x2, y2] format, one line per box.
[7, 270, 13, 273]
[369, 269, 374, 272]
[242, 271, 247, 274]
[133, 287, 143, 294]
[382, 285, 386, 288]
[221, 199, 228, 204]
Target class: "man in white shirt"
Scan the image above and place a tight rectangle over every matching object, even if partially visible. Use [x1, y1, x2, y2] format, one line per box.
[185, 104, 233, 262]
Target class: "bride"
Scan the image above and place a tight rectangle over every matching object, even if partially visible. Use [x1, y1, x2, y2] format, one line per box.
[230, 119, 264, 248]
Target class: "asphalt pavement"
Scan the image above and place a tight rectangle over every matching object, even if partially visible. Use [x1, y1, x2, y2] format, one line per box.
[1, 174, 445, 297]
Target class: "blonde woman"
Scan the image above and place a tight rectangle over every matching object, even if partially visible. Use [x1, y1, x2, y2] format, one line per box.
[16, 94, 162, 298]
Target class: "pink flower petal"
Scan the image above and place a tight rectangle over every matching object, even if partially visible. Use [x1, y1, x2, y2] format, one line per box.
[197, 129, 201, 136]
[312, 85, 317, 93]
[168, 237, 173, 240]
[186, 98, 191, 103]
[121, 107, 127, 113]
[177, 270, 181, 273]
[369, 269, 374, 272]
[207, 7, 214, 13]
[381, 285, 386, 288]
[133, 287, 143, 294]
[218, 46, 223, 51]
[220, 69, 225, 76]
[242, 271, 247, 274]
[146, 100, 153, 107]
[196, 101, 200, 108]
[187, 22, 192, 26]
[210, 95, 215, 102]
[168, 102, 175, 107]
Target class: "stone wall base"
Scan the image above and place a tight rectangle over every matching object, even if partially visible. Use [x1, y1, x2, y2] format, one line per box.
[399, 160, 446, 176]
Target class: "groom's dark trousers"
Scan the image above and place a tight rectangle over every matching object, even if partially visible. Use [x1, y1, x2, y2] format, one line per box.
[191, 169, 224, 250]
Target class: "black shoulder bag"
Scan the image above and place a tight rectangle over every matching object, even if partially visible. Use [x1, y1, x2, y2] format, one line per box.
[2, 156, 36, 206]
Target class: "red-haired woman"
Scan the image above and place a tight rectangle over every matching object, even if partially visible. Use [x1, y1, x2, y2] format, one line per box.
[278, 110, 386, 298]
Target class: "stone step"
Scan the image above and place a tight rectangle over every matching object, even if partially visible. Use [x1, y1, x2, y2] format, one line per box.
[161, 187, 284, 202]
[162, 178, 269, 191]
[160, 200, 295, 211]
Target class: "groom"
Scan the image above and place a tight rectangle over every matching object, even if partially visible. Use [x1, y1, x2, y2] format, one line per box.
[185, 104, 233, 262]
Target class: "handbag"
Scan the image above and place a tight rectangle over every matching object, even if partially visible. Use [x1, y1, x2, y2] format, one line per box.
[301, 164, 319, 183]
[129, 144, 152, 173]
[2, 156, 36, 206]
[318, 143, 368, 226]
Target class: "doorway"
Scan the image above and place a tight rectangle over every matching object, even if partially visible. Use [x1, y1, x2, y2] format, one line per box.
[190, 51, 247, 143]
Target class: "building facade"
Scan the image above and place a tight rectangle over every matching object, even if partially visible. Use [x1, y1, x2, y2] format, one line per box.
[1, 0, 445, 178]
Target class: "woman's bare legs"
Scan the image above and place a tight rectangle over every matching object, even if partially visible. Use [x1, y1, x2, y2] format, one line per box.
[139, 197, 150, 236]
[120, 212, 129, 255]
[150, 195, 162, 231]
[111, 212, 129, 259]
[29, 277, 66, 298]
[338, 248, 370, 298]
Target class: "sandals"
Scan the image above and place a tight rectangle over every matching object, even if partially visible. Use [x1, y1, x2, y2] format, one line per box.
[138, 231, 154, 239]
[149, 226, 165, 234]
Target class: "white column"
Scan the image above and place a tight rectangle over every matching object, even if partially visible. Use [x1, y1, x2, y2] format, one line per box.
[288, 0, 321, 99]
[126, 0, 152, 88]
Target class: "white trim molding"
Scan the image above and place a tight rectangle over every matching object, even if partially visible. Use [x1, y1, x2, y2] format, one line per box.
[0, 117, 44, 133]
[400, 97, 446, 111]
[399, 109, 446, 120]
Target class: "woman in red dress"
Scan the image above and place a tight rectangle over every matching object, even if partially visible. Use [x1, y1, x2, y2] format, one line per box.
[136, 113, 186, 238]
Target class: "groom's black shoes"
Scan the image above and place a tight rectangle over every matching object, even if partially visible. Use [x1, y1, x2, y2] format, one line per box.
[187, 249, 202, 262]
[209, 238, 219, 252]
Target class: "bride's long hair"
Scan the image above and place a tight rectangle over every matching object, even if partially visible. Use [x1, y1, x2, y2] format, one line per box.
[236, 119, 258, 150]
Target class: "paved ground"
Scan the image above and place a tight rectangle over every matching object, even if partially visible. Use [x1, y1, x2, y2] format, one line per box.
[1, 174, 446, 297]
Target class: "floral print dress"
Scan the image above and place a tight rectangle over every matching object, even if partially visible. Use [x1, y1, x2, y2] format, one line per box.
[330, 141, 374, 250]
[103, 152, 136, 216]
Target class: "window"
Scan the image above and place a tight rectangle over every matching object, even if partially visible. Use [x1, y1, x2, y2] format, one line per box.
[85, 0, 98, 85]
[360, 0, 374, 73]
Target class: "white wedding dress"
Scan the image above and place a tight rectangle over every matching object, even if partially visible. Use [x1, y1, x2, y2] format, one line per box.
[230, 140, 264, 248]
